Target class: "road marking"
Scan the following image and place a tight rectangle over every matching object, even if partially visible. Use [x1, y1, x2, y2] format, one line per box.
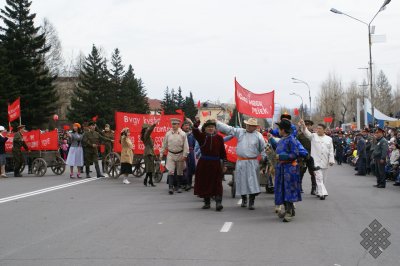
[220, 222, 233, 233]
[0, 178, 99, 204]
[237, 199, 242, 205]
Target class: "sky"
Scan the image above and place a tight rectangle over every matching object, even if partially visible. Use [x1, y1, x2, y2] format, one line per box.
[2, 0, 400, 108]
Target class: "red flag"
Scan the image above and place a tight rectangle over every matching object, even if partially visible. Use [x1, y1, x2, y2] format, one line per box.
[294, 108, 299, 116]
[197, 100, 201, 108]
[176, 109, 183, 115]
[8, 97, 21, 122]
[202, 111, 210, 117]
[92, 115, 98, 122]
[324, 117, 333, 123]
[235, 78, 274, 118]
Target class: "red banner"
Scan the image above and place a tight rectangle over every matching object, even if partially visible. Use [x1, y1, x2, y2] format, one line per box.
[235, 78, 274, 118]
[324, 117, 333, 123]
[223, 136, 238, 163]
[114, 112, 184, 154]
[8, 97, 21, 122]
[5, 130, 59, 152]
[40, 130, 59, 150]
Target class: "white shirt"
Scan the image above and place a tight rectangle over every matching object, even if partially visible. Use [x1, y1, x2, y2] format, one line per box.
[303, 128, 335, 169]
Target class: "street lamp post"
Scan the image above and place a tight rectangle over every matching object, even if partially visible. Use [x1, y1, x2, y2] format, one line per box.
[330, 0, 391, 127]
[290, 92, 304, 118]
[291, 77, 312, 120]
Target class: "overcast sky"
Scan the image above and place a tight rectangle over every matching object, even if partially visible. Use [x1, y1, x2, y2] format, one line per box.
[2, 0, 400, 108]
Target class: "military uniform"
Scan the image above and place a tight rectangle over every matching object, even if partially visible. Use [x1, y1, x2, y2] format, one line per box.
[297, 131, 317, 194]
[12, 131, 29, 177]
[142, 123, 157, 186]
[372, 135, 388, 188]
[82, 128, 112, 178]
[100, 127, 114, 172]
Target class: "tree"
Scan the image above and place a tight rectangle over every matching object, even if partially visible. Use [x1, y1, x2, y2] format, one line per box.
[161, 87, 176, 114]
[183, 92, 197, 120]
[228, 107, 243, 127]
[315, 73, 344, 126]
[67, 45, 112, 127]
[120, 64, 149, 114]
[175, 86, 185, 110]
[40, 18, 64, 76]
[375, 70, 392, 115]
[0, 0, 58, 128]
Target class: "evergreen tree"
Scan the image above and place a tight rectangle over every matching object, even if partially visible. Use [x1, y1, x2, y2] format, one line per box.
[161, 87, 175, 114]
[110, 48, 124, 85]
[0, 0, 58, 128]
[228, 107, 243, 127]
[175, 86, 185, 110]
[183, 92, 197, 120]
[67, 45, 112, 127]
[120, 65, 149, 114]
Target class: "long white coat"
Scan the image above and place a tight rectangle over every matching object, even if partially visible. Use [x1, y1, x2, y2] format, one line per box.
[303, 128, 335, 169]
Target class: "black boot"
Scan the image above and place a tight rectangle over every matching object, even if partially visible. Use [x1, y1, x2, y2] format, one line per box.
[176, 175, 183, 193]
[167, 175, 174, 195]
[148, 173, 156, 187]
[95, 162, 104, 178]
[202, 197, 211, 209]
[283, 202, 294, 222]
[249, 194, 256, 210]
[215, 196, 223, 211]
[241, 195, 247, 208]
[143, 173, 148, 186]
[85, 165, 91, 178]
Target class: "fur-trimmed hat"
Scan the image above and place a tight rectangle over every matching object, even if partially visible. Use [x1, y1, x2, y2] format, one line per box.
[280, 113, 292, 121]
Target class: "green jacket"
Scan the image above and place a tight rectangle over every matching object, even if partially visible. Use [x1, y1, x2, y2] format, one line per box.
[143, 124, 156, 156]
[12, 132, 29, 153]
[297, 132, 311, 153]
[82, 130, 112, 154]
[372, 137, 388, 161]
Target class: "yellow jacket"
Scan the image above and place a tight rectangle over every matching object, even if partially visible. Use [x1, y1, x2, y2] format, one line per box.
[121, 135, 134, 164]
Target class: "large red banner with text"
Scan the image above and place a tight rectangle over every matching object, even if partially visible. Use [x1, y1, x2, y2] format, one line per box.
[114, 112, 184, 154]
[8, 97, 21, 122]
[235, 78, 274, 118]
[4, 130, 59, 152]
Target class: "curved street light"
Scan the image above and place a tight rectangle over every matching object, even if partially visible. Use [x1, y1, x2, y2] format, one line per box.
[330, 0, 391, 126]
[291, 77, 312, 120]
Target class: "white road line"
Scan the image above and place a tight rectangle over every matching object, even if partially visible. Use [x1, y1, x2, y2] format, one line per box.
[220, 222, 233, 233]
[0, 178, 99, 204]
[237, 199, 242, 205]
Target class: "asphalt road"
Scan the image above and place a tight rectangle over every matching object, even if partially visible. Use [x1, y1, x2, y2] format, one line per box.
[0, 164, 399, 266]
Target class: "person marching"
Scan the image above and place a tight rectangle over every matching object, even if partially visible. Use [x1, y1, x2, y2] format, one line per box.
[120, 127, 133, 184]
[141, 122, 158, 187]
[187, 118, 227, 211]
[101, 124, 114, 176]
[299, 120, 335, 200]
[0, 126, 8, 178]
[217, 118, 266, 210]
[181, 120, 197, 191]
[66, 123, 84, 178]
[82, 122, 113, 178]
[297, 120, 318, 194]
[372, 127, 389, 188]
[274, 119, 301, 222]
[12, 125, 29, 177]
[160, 118, 189, 195]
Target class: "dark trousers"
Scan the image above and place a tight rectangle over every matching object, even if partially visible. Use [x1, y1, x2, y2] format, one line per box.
[357, 158, 367, 175]
[374, 159, 386, 187]
[336, 150, 343, 165]
[86, 161, 101, 177]
[300, 156, 317, 189]
[13, 152, 24, 175]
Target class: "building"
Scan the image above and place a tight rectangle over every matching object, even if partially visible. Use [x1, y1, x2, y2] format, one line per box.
[198, 101, 234, 124]
[53, 77, 79, 125]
